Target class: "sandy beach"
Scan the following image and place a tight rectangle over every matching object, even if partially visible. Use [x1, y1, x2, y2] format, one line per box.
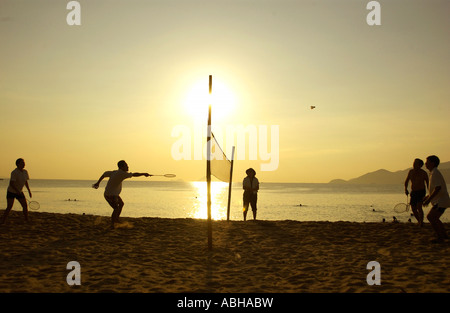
[0, 211, 449, 293]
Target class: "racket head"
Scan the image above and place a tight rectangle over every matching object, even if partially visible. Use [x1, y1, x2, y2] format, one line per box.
[164, 174, 176, 178]
[393, 203, 407, 213]
[28, 201, 40, 211]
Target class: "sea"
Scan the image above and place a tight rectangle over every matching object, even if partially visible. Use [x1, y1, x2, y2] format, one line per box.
[1, 179, 449, 223]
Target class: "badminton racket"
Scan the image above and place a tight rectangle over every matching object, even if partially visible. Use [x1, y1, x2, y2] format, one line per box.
[151, 174, 176, 178]
[393, 195, 409, 213]
[27, 198, 40, 211]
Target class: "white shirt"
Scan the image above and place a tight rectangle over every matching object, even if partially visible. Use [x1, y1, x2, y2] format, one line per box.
[429, 168, 450, 208]
[103, 170, 133, 196]
[7, 168, 29, 194]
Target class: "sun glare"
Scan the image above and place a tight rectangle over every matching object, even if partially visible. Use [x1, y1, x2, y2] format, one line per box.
[183, 79, 236, 122]
[189, 181, 229, 220]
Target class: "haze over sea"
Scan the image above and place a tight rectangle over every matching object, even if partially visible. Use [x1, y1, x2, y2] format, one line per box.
[1, 179, 448, 223]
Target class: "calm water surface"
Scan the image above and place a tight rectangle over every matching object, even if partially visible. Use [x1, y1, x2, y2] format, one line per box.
[1, 179, 448, 223]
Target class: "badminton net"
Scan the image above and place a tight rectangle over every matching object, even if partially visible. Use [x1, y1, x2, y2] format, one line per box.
[210, 132, 231, 182]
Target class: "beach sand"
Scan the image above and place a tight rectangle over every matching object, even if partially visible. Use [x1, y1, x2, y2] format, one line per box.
[0, 211, 449, 293]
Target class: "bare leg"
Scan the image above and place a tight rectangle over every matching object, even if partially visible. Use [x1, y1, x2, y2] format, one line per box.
[251, 196, 257, 220]
[105, 196, 120, 229]
[427, 207, 447, 242]
[1, 198, 15, 224]
[17, 197, 29, 222]
[417, 203, 424, 227]
[113, 197, 124, 224]
[243, 199, 249, 221]
[411, 204, 423, 227]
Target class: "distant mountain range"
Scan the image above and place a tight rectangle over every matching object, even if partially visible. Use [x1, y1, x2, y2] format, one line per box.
[329, 161, 450, 185]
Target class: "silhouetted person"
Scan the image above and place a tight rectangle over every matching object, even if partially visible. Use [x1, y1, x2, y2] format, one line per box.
[243, 168, 259, 221]
[1, 158, 32, 224]
[423, 155, 450, 243]
[92, 160, 150, 229]
[404, 158, 429, 227]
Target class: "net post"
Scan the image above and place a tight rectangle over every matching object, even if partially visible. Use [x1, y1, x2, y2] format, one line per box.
[207, 75, 213, 251]
[227, 146, 235, 221]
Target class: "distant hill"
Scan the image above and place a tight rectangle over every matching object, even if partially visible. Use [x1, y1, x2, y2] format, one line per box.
[329, 161, 450, 185]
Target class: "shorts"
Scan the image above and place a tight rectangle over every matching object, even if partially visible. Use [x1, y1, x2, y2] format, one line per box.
[243, 191, 257, 212]
[432, 204, 447, 214]
[6, 191, 25, 200]
[410, 189, 426, 206]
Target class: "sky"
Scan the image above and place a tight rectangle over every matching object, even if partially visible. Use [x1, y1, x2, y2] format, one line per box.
[1, 0, 449, 183]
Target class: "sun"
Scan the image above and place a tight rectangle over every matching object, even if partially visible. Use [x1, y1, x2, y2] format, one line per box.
[183, 78, 236, 122]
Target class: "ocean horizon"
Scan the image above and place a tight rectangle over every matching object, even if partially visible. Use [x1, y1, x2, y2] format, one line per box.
[2, 179, 448, 224]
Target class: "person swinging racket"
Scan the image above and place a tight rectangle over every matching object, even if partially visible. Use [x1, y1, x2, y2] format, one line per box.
[92, 160, 151, 229]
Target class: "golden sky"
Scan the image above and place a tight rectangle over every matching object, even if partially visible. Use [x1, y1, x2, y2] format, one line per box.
[1, 0, 449, 183]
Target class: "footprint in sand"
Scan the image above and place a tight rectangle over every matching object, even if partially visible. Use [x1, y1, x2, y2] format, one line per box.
[377, 248, 391, 256]
[114, 221, 133, 229]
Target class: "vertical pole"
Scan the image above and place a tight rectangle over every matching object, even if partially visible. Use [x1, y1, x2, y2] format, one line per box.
[207, 75, 212, 250]
[227, 146, 235, 221]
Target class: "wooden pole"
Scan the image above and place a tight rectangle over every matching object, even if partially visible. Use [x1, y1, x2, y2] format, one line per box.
[227, 146, 235, 221]
[207, 75, 212, 250]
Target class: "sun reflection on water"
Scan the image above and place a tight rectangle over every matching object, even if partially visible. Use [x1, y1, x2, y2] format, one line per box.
[189, 181, 229, 220]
